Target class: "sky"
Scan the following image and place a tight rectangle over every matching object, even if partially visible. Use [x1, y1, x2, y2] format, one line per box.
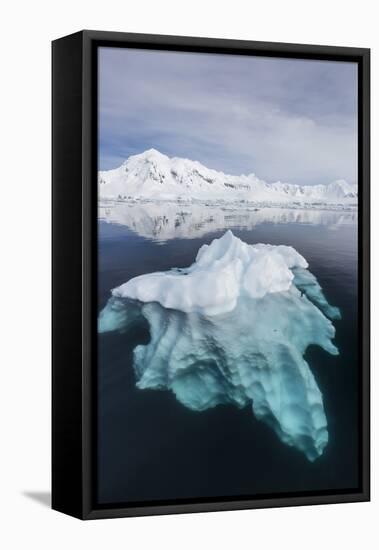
[98, 47, 358, 186]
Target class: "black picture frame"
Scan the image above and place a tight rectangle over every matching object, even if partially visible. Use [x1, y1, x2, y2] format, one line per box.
[52, 30, 370, 520]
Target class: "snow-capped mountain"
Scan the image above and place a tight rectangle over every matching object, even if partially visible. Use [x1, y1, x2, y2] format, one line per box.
[98, 149, 358, 206]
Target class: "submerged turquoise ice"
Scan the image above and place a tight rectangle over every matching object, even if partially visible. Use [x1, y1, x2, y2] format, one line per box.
[99, 231, 341, 461]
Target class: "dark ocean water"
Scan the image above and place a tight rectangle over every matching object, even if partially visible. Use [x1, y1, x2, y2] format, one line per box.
[97, 208, 359, 505]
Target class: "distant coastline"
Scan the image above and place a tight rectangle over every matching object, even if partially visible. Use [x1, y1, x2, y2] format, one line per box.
[98, 149, 358, 209]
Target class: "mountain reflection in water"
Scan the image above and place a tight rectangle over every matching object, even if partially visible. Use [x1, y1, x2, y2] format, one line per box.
[98, 200, 357, 243]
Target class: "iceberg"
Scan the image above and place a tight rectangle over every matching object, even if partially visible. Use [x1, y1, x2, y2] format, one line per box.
[99, 231, 341, 461]
[112, 230, 309, 316]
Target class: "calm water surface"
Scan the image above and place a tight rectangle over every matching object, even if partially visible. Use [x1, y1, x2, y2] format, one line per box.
[97, 204, 358, 505]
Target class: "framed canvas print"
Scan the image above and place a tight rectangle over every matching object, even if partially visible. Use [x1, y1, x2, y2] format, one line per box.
[52, 30, 370, 519]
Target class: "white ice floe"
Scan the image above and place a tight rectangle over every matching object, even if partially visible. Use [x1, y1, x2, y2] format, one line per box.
[99, 231, 341, 461]
[99, 148, 357, 206]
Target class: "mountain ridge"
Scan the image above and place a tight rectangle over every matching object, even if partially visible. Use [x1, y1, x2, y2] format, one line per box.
[99, 149, 357, 205]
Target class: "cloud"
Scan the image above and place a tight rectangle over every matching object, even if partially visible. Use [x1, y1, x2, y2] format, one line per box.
[99, 47, 357, 186]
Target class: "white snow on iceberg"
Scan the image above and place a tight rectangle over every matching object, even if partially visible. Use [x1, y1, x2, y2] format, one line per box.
[99, 231, 341, 461]
[112, 230, 308, 316]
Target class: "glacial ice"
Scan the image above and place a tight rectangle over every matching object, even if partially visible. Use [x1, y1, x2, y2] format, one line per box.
[99, 231, 341, 461]
[113, 230, 309, 316]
